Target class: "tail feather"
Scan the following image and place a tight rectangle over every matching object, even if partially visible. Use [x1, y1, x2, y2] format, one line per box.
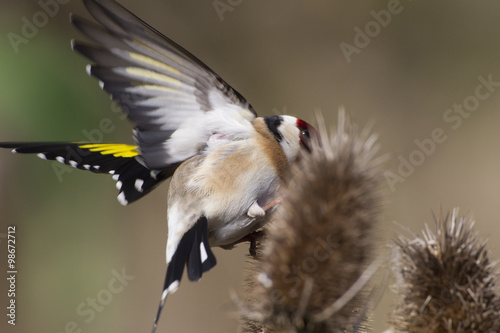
[152, 216, 217, 333]
[187, 215, 217, 281]
[0, 142, 177, 205]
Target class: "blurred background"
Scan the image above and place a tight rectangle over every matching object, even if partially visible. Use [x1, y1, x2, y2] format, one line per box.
[1, 0, 500, 332]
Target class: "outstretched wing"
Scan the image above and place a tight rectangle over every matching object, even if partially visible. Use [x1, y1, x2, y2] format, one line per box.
[0, 142, 176, 205]
[71, 0, 257, 170]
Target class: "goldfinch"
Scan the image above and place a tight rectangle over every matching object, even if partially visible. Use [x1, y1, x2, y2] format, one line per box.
[0, 0, 316, 332]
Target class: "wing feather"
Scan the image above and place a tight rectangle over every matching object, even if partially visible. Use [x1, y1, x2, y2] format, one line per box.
[0, 142, 175, 204]
[72, 0, 257, 169]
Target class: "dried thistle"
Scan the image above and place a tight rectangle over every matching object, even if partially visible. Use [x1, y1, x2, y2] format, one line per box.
[239, 110, 384, 332]
[390, 209, 500, 333]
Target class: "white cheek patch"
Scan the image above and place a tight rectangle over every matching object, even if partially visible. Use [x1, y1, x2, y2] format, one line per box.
[277, 116, 301, 161]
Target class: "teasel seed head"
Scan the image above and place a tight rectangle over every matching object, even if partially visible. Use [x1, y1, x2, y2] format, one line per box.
[390, 208, 500, 333]
[239, 110, 385, 332]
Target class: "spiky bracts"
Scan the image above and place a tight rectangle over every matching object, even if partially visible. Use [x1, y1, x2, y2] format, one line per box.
[240, 111, 384, 332]
[390, 209, 500, 333]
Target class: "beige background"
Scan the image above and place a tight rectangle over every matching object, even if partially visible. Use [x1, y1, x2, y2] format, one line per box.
[1, 1, 499, 332]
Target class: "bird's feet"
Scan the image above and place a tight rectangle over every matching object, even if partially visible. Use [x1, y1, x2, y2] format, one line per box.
[220, 230, 265, 257]
[247, 230, 265, 257]
[221, 196, 282, 256]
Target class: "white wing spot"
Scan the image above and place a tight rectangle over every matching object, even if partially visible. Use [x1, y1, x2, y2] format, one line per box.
[37, 153, 47, 160]
[160, 289, 169, 306]
[117, 192, 128, 206]
[56, 156, 65, 164]
[86, 64, 92, 76]
[109, 170, 115, 175]
[134, 179, 144, 192]
[116, 181, 122, 190]
[83, 164, 91, 170]
[150, 170, 160, 180]
[69, 160, 78, 168]
[200, 242, 208, 263]
[167, 280, 180, 294]
[93, 165, 100, 170]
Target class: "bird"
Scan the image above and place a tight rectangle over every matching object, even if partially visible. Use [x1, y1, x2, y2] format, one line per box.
[0, 0, 316, 331]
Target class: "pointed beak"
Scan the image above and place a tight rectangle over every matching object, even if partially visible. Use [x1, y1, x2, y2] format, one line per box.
[300, 137, 312, 153]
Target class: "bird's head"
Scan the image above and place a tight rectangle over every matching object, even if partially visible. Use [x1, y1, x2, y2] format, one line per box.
[263, 115, 318, 162]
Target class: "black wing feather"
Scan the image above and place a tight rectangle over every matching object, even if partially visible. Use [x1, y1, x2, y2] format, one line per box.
[70, 0, 256, 170]
[153, 216, 216, 332]
[0, 142, 175, 205]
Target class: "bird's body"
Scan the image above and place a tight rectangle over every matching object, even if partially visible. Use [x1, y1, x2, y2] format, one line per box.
[0, 0, 316, 331]
[168, 116, 288, 253]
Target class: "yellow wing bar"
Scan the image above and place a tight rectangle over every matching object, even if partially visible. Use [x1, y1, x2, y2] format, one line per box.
[78, 143, 140, 158]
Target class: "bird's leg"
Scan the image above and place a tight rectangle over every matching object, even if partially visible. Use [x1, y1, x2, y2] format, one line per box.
[246, 196, 282, 256]
[262, 196, 282, 211]
[219, 230, 265, 257]
[240, 230, 266, 257]
[222, 196, 283, 255]
[248, 196, 283, 218]
[247, 201, 265, 218]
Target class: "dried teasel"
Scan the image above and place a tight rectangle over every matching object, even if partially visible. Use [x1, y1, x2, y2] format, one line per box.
[390, 209, 500, 333]
[239, 110, 385, 332]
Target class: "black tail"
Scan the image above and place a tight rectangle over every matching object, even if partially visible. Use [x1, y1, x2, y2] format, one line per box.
[0, 142, 177, 205]
[152, 216, 217, 333]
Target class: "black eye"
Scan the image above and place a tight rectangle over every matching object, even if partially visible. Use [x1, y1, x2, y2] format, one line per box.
[301, 129, 310, 139]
